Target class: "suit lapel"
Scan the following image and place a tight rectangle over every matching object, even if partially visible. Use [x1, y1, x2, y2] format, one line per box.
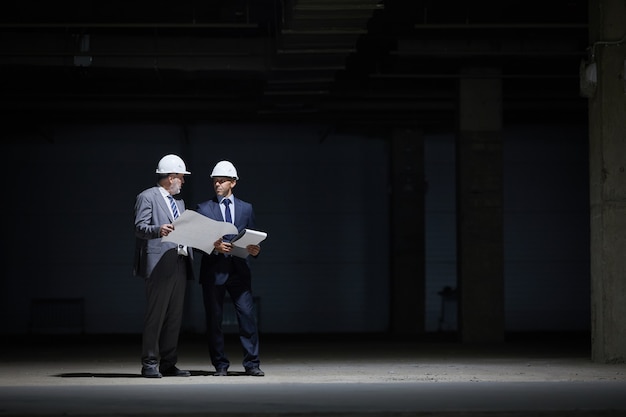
[155, 187, 174, 222]
[211, 198, 223, 222]
[232, 198, 243, 229]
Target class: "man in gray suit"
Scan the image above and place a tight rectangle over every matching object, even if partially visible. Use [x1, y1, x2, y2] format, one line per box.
[133, 154, 194, 378]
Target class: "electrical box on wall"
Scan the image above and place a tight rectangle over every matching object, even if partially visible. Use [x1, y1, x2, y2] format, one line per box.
[579, 60, 597, 98]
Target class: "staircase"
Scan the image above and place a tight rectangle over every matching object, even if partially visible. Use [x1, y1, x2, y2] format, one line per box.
[261, 0, 384, 117]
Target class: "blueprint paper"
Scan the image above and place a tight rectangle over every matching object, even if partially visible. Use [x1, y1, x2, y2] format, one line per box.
[162, 209, 238, 254]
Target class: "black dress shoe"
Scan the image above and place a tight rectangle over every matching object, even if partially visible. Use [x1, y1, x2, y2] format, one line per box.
[245, 367, 265, 377]
[213, 368, 228, 376]
[141, 367, 162, 378]
[160, 366, 191, 377]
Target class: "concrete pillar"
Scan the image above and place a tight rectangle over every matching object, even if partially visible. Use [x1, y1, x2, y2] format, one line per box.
[457, 68, 505, 343]
[389, 127, 426, 334]
[588, 0, 626, 363]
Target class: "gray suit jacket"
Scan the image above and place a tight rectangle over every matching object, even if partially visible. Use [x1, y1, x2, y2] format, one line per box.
[133, 186, 194, 280]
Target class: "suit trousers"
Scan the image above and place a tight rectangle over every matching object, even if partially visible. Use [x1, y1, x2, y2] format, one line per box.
[201, 269, 260, 370]
[141, 252, 188, 370]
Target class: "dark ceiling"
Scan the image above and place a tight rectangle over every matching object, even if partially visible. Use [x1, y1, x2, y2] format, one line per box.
[0, 0, 589, 128]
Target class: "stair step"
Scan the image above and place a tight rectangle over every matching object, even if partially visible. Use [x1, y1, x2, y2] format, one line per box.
[294, 0, 384, 11]
[280, 33, 361, 49]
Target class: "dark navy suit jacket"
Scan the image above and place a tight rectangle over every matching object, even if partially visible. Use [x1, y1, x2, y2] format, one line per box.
[195, 196, 257, 285]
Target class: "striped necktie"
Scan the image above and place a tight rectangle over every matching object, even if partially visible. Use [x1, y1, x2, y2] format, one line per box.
[167, 195, 179, 219]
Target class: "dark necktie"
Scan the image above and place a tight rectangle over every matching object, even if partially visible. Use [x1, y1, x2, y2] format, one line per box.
[223, 199, 232, 223]
[167, 195, 179, 219]
[222, 199, 236, 246]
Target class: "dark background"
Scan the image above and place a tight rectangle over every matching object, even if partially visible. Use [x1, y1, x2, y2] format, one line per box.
[2, 0, 591, 337]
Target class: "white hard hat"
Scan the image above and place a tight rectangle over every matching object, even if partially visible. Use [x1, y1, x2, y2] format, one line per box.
[211, 160, 238, 180]
[155, 154, 191, 175]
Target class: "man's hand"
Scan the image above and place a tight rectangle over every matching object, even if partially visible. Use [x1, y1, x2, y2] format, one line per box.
[160, 224, 175, 237]
[214, 238, 232, 253]
[247, 244, 260, 256]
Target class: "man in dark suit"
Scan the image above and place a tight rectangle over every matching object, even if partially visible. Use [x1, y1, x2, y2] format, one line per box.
[196, 160, 264, 377]
[133, 154, 194, 378]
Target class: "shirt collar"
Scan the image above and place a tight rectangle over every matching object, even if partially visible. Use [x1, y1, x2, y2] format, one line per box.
[159, 187, 171, 198]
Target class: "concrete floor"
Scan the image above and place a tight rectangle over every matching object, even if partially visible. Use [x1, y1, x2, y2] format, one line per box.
[1, 333, 625, 417]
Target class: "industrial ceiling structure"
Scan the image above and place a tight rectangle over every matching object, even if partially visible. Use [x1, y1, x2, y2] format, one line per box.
[0, 0, 589, 129]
